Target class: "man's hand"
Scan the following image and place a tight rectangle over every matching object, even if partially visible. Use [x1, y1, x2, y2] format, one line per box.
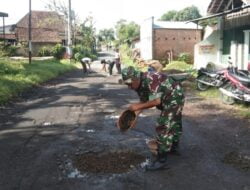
[128, 98, 161, 111]
[129, 103, 142, 111]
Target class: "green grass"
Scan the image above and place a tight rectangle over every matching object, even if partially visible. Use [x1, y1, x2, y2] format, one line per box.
[0, 58, 78, 104]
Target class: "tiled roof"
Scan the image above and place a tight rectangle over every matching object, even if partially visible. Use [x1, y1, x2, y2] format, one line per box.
[16, 28, 63, 43]
[16, 11, 66, 43]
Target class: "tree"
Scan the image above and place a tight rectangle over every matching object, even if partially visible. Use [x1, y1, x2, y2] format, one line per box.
[160, 10, 178, 21]
[45, 0, 80, 45]
[98, 28, 115, 50]
[79, 16, 96, 53]
[115, 20, 140, 46]
[160, 6, 201, 21]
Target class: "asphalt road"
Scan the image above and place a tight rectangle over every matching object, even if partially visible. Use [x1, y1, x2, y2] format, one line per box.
[0, 60, 249, 190]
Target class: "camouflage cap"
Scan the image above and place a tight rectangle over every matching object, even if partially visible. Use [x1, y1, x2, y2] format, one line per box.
[121, 66, 141, 84]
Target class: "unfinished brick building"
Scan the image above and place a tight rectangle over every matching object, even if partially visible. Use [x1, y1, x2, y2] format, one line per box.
[140, 17, 202, 62]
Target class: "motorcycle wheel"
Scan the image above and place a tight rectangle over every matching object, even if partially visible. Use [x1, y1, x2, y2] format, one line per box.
[220, 83, 235, 105]
[196, 75, 210, 91]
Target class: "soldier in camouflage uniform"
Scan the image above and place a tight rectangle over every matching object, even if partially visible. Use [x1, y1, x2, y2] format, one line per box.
[121, 66, 185, 170]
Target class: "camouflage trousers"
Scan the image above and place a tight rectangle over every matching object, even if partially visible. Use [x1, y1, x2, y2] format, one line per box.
[155, 98, 185, 154]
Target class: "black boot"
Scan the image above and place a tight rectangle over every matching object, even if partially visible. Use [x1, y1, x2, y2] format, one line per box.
[146, 152, 168, 171]
[170, 141, 180, 155]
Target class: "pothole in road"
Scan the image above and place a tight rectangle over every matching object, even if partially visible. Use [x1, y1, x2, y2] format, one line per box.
[223, 151, 250, 171]
[73, 151, 145, 174]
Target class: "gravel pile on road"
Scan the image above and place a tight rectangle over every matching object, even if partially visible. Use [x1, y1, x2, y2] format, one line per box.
[73, 151, 145, 174]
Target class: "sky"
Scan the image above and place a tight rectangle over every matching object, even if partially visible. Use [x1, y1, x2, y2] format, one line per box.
[0, 0, 211, 31]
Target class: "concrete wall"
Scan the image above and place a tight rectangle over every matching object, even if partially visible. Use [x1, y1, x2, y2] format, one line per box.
[194, 30, 223, 69]
[140, 17, 153, 60]
[153, 28, 202, 60]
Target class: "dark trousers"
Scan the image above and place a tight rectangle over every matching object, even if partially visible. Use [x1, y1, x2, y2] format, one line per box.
[81, 61, 87, 73]
[116, 62, 121, 74]
[108, 62, 115, 75]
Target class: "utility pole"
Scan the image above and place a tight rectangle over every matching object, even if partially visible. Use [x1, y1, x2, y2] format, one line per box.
[67, 0, 72, 62]
[28, 0, 32, 64]
[3, 16, 5, 46]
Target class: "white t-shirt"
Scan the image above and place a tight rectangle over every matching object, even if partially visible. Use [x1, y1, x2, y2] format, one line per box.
[81, 57, 91, 63]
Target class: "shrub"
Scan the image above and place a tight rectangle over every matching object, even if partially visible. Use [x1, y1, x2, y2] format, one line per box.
[177, 53, 192, 64]
[52, 44, 65, 59]
[74, 52, 83, 62]
[72, 45, 97, 61]
[0, 44, 19, 57]
[38, 46, 52, 57]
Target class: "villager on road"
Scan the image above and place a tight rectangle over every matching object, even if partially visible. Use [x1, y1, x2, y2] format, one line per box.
[81, 57, 92, 74]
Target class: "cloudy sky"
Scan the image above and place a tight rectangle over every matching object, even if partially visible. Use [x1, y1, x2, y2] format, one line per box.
[1, 0, 211, 30]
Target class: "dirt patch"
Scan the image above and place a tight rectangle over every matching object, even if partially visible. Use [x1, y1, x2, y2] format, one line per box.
[223, 151, 250, 171]
[73, 151, 145, 174]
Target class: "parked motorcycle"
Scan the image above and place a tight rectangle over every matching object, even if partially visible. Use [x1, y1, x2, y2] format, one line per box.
[196, 68, 227, 91]
[219, 68, 250, 105]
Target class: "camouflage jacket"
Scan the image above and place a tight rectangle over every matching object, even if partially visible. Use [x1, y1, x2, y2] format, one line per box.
[136, 72, 184, 110]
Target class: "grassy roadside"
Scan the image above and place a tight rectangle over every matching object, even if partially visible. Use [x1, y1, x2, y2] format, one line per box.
[0, 58, 78, 105]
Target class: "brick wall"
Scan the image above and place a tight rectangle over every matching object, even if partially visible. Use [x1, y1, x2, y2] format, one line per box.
[153, 28, 202, 61]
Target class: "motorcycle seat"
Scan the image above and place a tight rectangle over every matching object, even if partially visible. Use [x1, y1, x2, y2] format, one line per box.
[199, 68, 220, 77]
[229, 72, 250, 87]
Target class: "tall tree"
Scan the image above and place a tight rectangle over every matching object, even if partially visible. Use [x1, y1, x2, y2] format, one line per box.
[160, 6, 201, 21]
[79, 16, 96, 52]
[115, 20, 140, 46]
[98, 28, 115, 50]
[160, 10, 178, 21]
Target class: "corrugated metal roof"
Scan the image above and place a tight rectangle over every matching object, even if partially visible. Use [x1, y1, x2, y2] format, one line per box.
[0, 12, 8, 17]
[153, 21, 202, 29]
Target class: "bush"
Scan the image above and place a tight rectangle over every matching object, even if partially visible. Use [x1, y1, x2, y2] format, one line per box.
[38, 46, 52, 57]
[0, 44, 19, 57]
[72, 45, 97, 61]
[74, 52, 83, 62]
[52, 44, 65, 59]
[177, 53, 192, 64]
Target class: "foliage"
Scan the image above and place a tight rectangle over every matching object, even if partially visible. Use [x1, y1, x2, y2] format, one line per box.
[115, 20, 140, 45]
[199, 18, 218, 27]
[177, 53, 192, 64]
[163, 61, 194, 72]
[79, 16, 96, 53]
[74, 52, 83, 62]
[38, 46, 52, 57]
[52, 44, 66, 59]
[159, 6, 201, 21]
[160, 10, 178, 21]
[0, 44, 19, 57]
[97, 28, 115, 49]
[0, 58, 77, 105]
[72, 45, 97, 61]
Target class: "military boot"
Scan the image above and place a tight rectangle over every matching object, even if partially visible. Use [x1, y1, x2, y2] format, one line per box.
[169, 141, 180, 155]
[145, 152, 168, 171]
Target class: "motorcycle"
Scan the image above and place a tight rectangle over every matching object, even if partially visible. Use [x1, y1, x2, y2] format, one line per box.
[219, 67, 250, 105]
[196, 67, 227, 91]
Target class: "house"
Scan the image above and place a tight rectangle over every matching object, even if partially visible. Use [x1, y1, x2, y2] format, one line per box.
[193, 0, 250, 70]
[0, 12, 16, 45]
[15, 11, 66, 55]
[0, 25, 16, 45]
[140, 17, 202, 62]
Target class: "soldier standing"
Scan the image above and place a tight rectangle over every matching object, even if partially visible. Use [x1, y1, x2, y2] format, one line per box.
[121, 66, 185, 171]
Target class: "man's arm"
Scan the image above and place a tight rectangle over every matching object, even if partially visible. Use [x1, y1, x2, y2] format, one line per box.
[129, 98, 161, 111]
